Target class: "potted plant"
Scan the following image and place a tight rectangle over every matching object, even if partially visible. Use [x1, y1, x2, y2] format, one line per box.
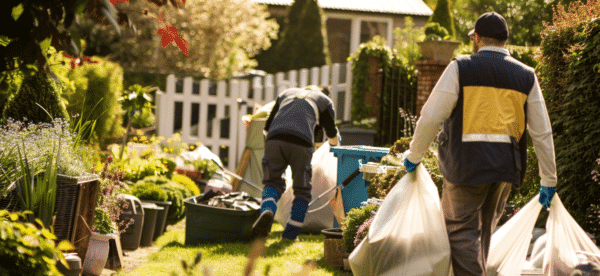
[417, 22, 461, 62]
[83, 208, 116, 276]
[81, 155, 128, 273]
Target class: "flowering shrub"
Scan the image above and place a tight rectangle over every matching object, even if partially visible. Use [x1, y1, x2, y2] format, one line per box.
[0, 119, 90, 181]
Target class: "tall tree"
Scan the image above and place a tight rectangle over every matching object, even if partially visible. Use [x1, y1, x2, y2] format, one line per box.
[452, 0, 554, 45]
[274, 0, 329, 72]
[429, 0, 456, 39]
[82, 0, 278, 81]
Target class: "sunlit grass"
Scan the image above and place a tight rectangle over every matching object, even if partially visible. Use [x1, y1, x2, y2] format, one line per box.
[120, 221, 346, 276]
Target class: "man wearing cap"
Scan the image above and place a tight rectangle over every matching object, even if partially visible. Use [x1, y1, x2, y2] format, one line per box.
[403, 12, 558, 275]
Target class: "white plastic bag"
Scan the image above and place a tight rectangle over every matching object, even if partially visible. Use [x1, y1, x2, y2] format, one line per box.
[349, 164, 451, 276]
[543, 195, 600, 276]
[274, 143, 337, 232]
[486, 195, 542, 276]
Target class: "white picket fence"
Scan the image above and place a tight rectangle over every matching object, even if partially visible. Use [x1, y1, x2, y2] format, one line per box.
[155, 62, 353, 171]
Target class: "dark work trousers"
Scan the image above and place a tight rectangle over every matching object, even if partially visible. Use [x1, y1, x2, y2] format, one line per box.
[441, 179, 512, 276]
[262, 139, 314, 203]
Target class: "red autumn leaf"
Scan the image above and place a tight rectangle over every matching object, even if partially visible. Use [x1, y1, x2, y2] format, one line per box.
[156, 18, 188, 55]
[110, 0, 129, 6]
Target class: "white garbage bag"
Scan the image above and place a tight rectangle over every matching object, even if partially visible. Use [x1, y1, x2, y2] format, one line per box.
[486, 195, 542, 276]
[543, 195, 600, 275]
[274, 143, 337, 232]
[349, 164, 451, 276]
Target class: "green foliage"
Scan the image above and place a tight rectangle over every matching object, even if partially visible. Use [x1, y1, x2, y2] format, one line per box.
[186, 158, 220, 180]
[137, 175, 189, 223]
[341, 204, 379, 253]
[111, 154, 169, 183]
[129, 182, 169, 202]
[369, 138, 443, 199]
[536, 0, 600, 238]
[66, 58, 125, 148]
[93, 208, 116, 235]
[507, 45, 539, 68]
[2, 70, 69, 124]
[123, 71, 168, 93]
[0, 119, 91, 202]
[131, 105, 155, 129]
[163, 185, 186, 224]
[508, 146, 541, 209]
[428, 0, 455, 39]
[274, 0, 329, 72]
[349, 36, 393, 122]
[393, 17, 424, 71]
[423, 22, 451, 41]
[172, 174, 201, 196]
[0, 210, 66, 276]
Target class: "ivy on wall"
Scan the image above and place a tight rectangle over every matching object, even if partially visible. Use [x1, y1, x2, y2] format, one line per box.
[348, 36, 393, 122]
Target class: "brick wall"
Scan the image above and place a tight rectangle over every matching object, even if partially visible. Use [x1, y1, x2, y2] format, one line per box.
[415, 60, 450, 116]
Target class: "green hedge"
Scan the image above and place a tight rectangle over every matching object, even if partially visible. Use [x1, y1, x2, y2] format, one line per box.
[536, 2, 600, 238]
[2, 70, 69, 124]
[66, 59, 125, 147]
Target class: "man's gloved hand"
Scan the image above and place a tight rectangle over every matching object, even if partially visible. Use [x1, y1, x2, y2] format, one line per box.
[404, 158, 418, 173]
[539, 186, 556, 208]
[337, 134, 342, 145]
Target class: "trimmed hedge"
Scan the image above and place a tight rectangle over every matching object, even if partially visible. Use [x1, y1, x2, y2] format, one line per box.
[66, 59, 125, 147]
[536, 1, 600, 238]
[274, 0, 329, 72]
[2, 70, 69, 124]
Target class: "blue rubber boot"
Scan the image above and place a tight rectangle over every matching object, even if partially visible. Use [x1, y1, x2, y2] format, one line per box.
[282, 199, 309, 240]
[252, 186, 280, 238]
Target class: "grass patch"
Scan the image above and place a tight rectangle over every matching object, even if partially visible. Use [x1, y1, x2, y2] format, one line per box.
[119, 221, 347, 275]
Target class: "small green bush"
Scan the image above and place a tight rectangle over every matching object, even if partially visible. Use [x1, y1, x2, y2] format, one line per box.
[341, 204, 379, 253]
[427, 0, 455, 39]
[0, 210, 65, 276]
[2, 70, 69, 124]
[93, 208, 116, 235]
[162, 185, 185, 224]
[186, 158, 220, 180]
[131, 105, 155, 129]
[423, 22, 450, 41]
[172, 174, 201, 196]
[129, 182, 169, 202]
[138, 175, 189, 223]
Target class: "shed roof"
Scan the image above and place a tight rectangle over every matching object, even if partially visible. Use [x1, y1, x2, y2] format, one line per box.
[252, 0, 433, 17]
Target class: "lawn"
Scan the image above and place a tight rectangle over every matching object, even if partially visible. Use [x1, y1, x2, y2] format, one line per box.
[119, 221, 349, 276]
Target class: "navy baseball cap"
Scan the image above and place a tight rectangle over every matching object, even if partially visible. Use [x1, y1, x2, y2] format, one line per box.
[468, 12, 508, 41]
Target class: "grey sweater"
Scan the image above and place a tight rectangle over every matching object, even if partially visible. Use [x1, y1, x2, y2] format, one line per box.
[264, 86, 338, 147]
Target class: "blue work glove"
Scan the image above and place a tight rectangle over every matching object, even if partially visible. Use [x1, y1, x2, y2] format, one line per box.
[337, 134, 342, 145]
[404, 158, 418, 173]
[539, 186, 556, 208]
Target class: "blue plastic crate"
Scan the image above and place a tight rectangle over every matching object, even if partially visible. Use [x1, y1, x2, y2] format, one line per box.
[330, 146, 389, 215]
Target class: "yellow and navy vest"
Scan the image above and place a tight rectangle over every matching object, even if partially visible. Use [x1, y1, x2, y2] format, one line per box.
[438, 50, 535, 187]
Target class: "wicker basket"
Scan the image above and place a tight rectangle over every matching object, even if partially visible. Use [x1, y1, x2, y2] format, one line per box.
[0, 174, 99, 260]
